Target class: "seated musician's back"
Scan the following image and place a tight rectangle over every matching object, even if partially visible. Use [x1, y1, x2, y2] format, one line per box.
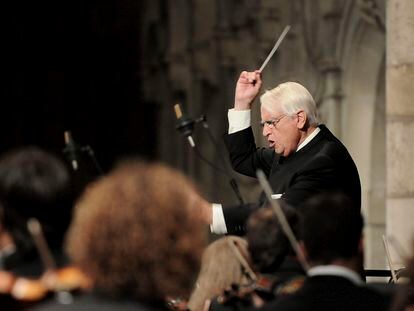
[260, 193, 391, 311]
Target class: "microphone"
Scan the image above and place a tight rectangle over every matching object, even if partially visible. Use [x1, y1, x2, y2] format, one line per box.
[63, 131, 79, 171]
[174, 103, 195, 148]
[173, 103, 245, 204]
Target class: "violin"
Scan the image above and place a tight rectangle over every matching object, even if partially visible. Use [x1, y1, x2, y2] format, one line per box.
[166, 296, 189, 311]
[0, 265, 91, 303]
[0, 218, 92, 308]
[215, 274, 305, 309]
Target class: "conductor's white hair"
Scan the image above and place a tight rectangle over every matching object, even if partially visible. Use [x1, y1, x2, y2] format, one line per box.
[260, 82, 318, 126]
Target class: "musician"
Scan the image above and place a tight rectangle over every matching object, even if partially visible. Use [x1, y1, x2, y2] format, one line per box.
[35, 160, 207, 310]
[245, 204, 305, 297]
[198, 71, 361, 235]
[0, 147, 73, 276]
[209, 204, 305, 311]
[187, 236, 253, 311]
[0, 147, 77, 309]
[261, 193, 390, 311]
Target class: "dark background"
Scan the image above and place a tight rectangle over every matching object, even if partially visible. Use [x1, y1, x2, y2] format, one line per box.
[4, 0, 157, 172]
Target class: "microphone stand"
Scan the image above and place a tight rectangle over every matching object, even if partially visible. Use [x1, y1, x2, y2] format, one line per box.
[62, 131, 104, 176]
[177, 114, 245, 205]
[80, 145, 104, 176]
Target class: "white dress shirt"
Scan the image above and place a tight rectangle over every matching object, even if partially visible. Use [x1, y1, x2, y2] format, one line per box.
[308, 265, 363, 285]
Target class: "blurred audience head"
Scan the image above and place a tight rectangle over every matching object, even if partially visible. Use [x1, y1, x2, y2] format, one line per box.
[67, 160, 207, 304]
[299, 192, 363, 266]
[246, 204, 299, 273]
[0, 146, 73, 255]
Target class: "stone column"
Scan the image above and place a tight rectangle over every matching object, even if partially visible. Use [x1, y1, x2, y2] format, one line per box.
[386, 0, 414, 265]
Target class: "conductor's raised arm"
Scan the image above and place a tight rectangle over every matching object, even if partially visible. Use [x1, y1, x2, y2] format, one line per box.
[234, 70, 262, 110]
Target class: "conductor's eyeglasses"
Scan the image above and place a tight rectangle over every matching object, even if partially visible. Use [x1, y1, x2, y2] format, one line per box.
[260, 114, 287, 128]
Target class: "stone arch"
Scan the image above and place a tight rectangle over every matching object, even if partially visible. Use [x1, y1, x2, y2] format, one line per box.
[338, 1, 385, 268]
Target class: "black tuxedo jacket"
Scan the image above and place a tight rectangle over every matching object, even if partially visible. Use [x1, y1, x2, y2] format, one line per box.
[223, 125, 361, 234]
[260, 275, 390, 311]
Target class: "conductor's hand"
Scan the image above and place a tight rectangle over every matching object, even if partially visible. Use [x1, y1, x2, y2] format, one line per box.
[234, 70, 262, 110]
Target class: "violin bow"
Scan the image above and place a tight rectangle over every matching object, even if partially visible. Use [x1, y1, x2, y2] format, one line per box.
[27, 218, 77, 304]
[382, 235, 398, 283]
[27, 218, 57, 271]
[226, 237, 257, 282]
[256, 169, 310, 272]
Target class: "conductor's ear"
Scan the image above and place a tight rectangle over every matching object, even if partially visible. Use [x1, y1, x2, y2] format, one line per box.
[296, 110, 307, 130]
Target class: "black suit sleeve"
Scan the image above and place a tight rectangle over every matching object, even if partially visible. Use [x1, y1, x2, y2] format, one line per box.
[221, 202, 259, 235]
[224, 127, 275, 178]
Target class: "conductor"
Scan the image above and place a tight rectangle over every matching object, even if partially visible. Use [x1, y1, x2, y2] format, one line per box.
[199, 70, 361, 235]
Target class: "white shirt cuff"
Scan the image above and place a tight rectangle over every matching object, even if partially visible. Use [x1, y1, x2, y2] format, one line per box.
[210, 204, 228, 234]
[228, 109, 251, 134]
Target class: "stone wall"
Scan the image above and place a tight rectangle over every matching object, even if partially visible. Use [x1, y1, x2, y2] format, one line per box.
[386, 0, 414, 267]
[140, 0, 392, 269]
